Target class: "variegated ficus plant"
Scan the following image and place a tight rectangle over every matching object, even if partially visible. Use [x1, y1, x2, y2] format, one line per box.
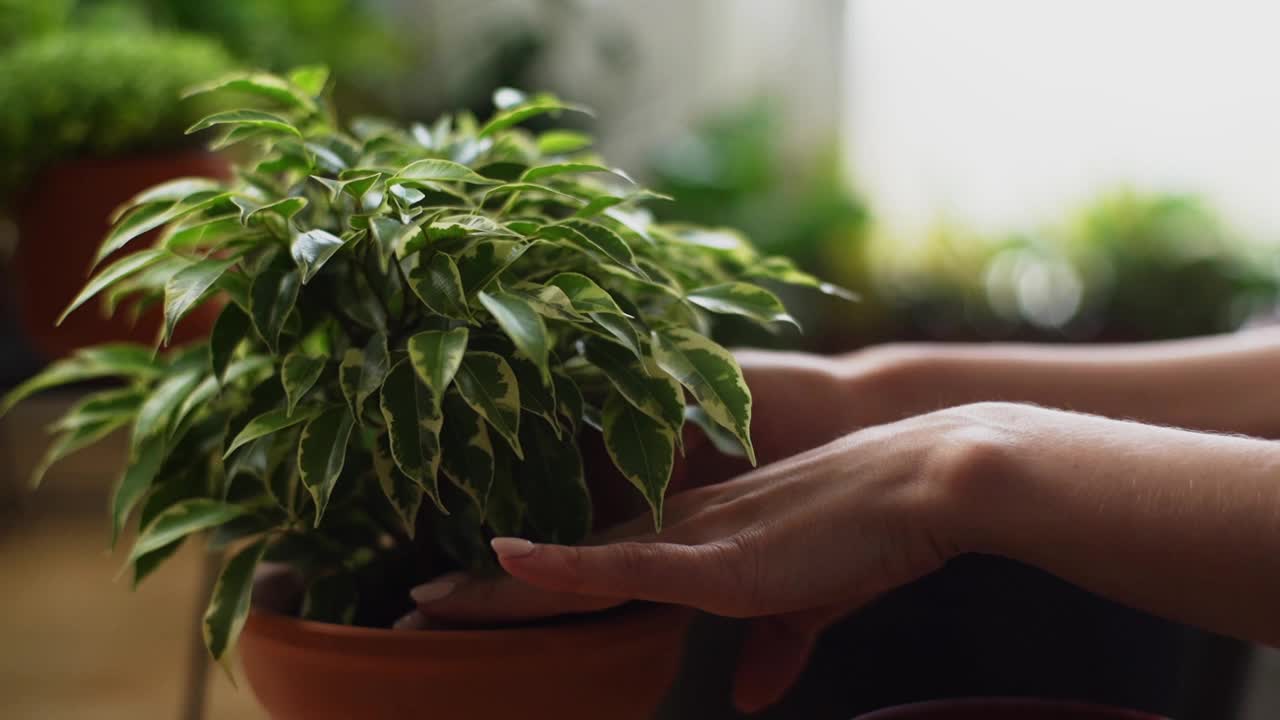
[0, 68, 852, 663]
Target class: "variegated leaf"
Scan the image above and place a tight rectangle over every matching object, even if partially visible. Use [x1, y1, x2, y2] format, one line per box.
[686, 282, 800, 330]
[407, 328, 469, 398]
[602, 391, 675, 530]
[373, 430, 425, 534]
[440, 391, 496, 513]
[477, 290, 550, 380]
[282, 351, 327, 416]
[405, 253, 471, 321]
[379, 359, 444, 508]
[339, 332, 390, 423]
[651, 326, 755, 464]
[203, 537, 267, 663]
[297, 405, 356, 524]
[453, 352, 522, 458]
[584, 338, 684, 433]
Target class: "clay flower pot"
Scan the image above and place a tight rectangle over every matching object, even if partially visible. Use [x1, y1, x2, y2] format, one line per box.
[239, 603, 694, 720]
[854, 698, 1168, 719]
[12, 150, 231, 359]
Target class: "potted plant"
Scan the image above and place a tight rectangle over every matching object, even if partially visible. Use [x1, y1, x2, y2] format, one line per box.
[0, 28, 234, 358]
[0, 69, 849, 719]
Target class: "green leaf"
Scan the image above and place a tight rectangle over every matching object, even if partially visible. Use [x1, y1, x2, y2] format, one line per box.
[59, 249, 169, 324]
[590, 312, 645, 360]
[536, 130, 593, 155]
[480, 100, 592, 138]
[250, 267, 301, 352]
[129, 499, 248, 562]
[298, 405, 356, 524]
[477, 291, 550, 380]
[454, 352, 522, 458]
[507, 353, 559, 436]
[407, 328, 469, 396]
[686, 282, 800, 329]
[379, 359, 444, 510]
[51, 387, 146, 432]
[539, 220, 639, 273]
[651, 327, 755, 465]
[288, 65, 330, 96]
[282, 351, 327, 415]
[339, 332, 389, 422]
[95, 203, 186, 267]
[163, 258, 238, 345]
[110, 178, 225, 223]
[584, 338, 684, 432]
[111, 433, 167, 547]
[455, 239, 530, 295]
[513, 285, 587, 321]
[31, 414, 131, 489]
[552, 372, 584, 434]
[516, 418, 591, 544]
[187, 109, 302, 137]
[245, 196, 308, 225]
[134, 369, 203, 447]
[747, 257, 860, 301]
[521, 162, 629, 184]
[203, 537, 267, 663]
[312, 173, 380, 202]
[373, 430, 423, 537]
[291, 229, 347, 283]
[185, 72, 318, 112]
[209, 303, 251, 384]
[390, 159, 500, 186]
[0, 344, 159, 418]
[162, 214, 245, 251]
[404, 253, 471, 321]
[602, 391, 675, 530]
[439, 392, 495, 513]
[546, 272, 628, 316]
[224, 405, 324, 458]
[684, 405, 748, 459]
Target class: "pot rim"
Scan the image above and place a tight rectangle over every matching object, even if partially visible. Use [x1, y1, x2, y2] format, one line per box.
[244, 601, 692, 663]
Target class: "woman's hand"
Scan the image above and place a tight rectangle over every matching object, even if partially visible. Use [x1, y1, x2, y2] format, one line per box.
[407, 402, 1011, 711]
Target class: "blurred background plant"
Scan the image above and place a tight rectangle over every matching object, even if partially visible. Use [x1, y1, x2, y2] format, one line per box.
[0, 29, 233, 198]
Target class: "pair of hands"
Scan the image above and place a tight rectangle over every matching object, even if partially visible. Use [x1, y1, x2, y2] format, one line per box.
[400, 349, 993, 712]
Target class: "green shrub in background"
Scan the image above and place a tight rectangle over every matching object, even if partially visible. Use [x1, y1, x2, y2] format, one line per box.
[869, 191, 1279, 343]
[649, 102, 872, 350]
[0, 29, 234, 198]
[0, 0, 74, 48]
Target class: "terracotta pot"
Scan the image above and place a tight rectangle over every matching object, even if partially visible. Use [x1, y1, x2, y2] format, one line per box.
[240, 603, 694, 720]
[12, 150, 231, 359]
[854, 698, 1168, 720]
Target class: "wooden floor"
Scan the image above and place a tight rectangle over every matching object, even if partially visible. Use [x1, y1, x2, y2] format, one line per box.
[1, 393, 267, 720]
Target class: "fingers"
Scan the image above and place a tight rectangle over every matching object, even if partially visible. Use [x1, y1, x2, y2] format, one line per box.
[491, 536, 752, 615]
[409, 570, 623, 625]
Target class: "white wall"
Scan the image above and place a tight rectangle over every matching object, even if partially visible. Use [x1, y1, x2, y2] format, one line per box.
[844, 0, 1280, 240]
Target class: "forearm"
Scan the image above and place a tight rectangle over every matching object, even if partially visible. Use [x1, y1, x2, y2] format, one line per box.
[855, 325, 1280, 438]
[944, 403, 1280, 646]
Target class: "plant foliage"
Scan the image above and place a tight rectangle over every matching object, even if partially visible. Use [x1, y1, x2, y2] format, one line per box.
[1, 69, 851, 661]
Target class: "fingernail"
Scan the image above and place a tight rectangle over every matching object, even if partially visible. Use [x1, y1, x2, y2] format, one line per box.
[392, 610, 427, 631]
[410, 577, 457, 605]
[490, 537, 536, 559]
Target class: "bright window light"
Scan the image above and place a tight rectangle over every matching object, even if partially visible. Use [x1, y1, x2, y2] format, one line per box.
[843, 0, 1280, 240]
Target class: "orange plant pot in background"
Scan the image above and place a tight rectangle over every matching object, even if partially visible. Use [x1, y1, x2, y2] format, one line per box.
[12, 151, 231, 359]
[240, 603, 693, 720]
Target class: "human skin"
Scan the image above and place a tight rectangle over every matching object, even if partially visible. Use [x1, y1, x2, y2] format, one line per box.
[405, 326, 1280, 712]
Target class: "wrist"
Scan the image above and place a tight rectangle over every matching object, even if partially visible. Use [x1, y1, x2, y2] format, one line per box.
[915, 402, 1031, 560]
[836, 343, 949, 425]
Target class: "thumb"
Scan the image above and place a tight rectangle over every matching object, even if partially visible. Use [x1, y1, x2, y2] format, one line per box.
[491, 537, 750, 615]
